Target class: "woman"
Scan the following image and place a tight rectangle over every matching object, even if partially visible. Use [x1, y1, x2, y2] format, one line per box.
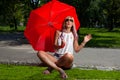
[37, 16, 92, 79]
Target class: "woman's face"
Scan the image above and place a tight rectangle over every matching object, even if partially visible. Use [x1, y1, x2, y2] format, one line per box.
[65, 17, 73, 28]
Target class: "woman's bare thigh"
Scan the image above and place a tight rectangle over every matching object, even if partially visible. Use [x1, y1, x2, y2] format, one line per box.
[37, 51, 57, 64]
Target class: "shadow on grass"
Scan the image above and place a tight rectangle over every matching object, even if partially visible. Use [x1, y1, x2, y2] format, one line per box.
[86, 39, 115, 48]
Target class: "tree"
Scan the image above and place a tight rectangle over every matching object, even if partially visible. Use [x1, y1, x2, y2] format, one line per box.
[84, 0, 120, 30]
[100, 0, 120, 31]
[22, 0, 45, 25]
[0, 0, 119, 31]
[0, 0, 24, 30]
[30, 0, 40, 9]
[85, 0, 105, 28]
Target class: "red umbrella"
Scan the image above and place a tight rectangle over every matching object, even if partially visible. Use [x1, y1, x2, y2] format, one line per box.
[24, 0, 80, 52]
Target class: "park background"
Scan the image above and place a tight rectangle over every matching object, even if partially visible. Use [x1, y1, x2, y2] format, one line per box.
[0, 0, 120, 80]
[0, 0, 120, 31]
[0, 0, 120, 48]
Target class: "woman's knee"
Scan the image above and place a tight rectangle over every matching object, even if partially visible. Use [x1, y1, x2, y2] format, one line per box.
[37, 50, 45, 57]
[58, 53, 74, 68]
[58, 53, 74, 64]
[64, 53, 74, 61]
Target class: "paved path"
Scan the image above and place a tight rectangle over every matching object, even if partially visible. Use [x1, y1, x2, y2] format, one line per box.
[0, 45, 120, 70]
[0, 32, 120, 70]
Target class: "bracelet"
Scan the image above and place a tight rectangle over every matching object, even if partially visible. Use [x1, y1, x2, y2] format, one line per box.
[81, 42, 86, 47]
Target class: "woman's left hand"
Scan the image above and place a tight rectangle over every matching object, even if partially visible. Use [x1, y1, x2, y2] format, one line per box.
[83, 34, 92, 43]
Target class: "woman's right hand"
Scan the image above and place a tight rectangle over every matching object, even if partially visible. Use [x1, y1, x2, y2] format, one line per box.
[60, 39, 65, 48]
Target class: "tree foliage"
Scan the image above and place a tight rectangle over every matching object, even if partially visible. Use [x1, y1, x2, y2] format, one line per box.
[0, 0, 25, 30]
[60, 0, 92, 27]
[0, 0, 119, 31]
[102, 0, 120, 31]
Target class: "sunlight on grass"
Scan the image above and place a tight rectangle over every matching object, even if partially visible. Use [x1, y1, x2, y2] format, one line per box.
[79, 28, 120, 48]
[0, 26, 25, 32]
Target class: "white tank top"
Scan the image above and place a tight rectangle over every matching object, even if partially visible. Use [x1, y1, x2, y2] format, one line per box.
[55, 32, 74, 55]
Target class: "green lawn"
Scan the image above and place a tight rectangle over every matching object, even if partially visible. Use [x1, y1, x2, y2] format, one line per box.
[78, 28, 120, 48]
[0, 26, 120, 48]
[0, 64, 120, 80]
[0, 26, 25, 32]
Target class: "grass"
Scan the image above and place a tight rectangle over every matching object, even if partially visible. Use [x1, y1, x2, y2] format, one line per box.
[0, 26, 120, 48]
[0, 64, 120, 80]
[78, 27, 120, 48]
[0, 26, 25, 32]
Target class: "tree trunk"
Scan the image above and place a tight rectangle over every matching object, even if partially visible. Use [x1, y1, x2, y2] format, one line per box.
[13, 16, 17, 31]
[108, 14, 114, 31]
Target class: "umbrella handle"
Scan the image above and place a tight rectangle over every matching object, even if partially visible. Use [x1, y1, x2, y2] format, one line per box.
[58, 37, 62, 46]
[60, 32, 64, 40]
[58, 32, 64, 46]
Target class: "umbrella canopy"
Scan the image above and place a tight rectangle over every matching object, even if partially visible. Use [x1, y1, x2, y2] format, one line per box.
[24, 0, 80, 52]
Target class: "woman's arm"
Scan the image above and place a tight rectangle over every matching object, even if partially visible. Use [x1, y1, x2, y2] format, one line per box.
[74, 34, 92, 53]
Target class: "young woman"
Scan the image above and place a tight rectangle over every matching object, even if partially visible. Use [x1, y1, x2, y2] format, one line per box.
[37, 16, 92, 79]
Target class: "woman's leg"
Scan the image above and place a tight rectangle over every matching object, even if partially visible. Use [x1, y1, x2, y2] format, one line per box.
[43, 66, 53, 74]
[56, 53, 74, 69]
[37, 51, 68, 79]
